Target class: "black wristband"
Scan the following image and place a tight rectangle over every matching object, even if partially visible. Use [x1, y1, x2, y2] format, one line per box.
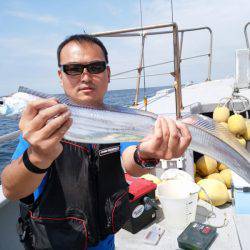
[22, 149, 49, 174]
[133, 144, 160, 169]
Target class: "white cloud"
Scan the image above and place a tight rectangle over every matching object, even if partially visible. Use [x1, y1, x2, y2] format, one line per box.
[5, 10, 59, 24]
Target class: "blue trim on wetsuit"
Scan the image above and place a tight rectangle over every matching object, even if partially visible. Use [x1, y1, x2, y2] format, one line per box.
[120, 142, 138, 154]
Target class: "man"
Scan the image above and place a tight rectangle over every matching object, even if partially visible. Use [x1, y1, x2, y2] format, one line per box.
[1, 34, 191, 250]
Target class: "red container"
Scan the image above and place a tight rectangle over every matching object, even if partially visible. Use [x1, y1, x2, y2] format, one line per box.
[122, 174, 157, 234]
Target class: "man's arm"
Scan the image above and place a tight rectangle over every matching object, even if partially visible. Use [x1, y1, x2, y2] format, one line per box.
[121, 145, 152, 176]
[122, 117, 191, 177]
[1, 99, 72, 201]
[1, 156, 47, 200]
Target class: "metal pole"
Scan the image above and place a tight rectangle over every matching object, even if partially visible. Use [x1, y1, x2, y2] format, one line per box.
[179, 32, 184, 60]
[92, 23, 175, 37]
[134, 35, 146, 106]
[145, 26, 212, 36]
[172, 23, 182, 119]
[207, 27, 213, 81]
[244, 22, 250, 49]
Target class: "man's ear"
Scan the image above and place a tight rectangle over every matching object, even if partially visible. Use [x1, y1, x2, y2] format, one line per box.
[58, 69, 63, 87]
[107, 66, 111, 83]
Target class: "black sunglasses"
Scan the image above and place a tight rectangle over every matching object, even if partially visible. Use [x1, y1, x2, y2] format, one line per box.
[60, 61, 107, 76]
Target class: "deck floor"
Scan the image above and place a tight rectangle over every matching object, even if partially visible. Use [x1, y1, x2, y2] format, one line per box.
[116, 200, 242, 250]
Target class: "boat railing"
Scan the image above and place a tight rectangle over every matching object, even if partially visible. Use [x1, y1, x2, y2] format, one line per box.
[92, 23, 183, 118]
[244, 22, 250, 49]
[140, 26, 213, 82]
[92, 25, 213, 82]
[92, 23, 213, 118]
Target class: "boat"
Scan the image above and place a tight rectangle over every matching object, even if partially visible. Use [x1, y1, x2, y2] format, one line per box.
[91, 22, 250, 249]
[0, 22, 250, 249]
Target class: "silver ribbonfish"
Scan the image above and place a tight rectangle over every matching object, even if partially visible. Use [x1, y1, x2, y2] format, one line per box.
[1, 86, 250, 183]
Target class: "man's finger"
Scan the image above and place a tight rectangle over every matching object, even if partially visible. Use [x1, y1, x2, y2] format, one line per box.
[39, 110, 71, 139]
[153, 117, 163, 147]
[47, 118, 73, 144]
[29, 104, 69, 131]
[159, 117, 170, 151]
[180, 117, 196, 125]
[176, 121, 191, 139]
[176, 122, 192, 153]
[140, 134, 153, 142]
[167, 118, 180, 155]
[23, 98, 58, 117]
[25, 98, 58, 112]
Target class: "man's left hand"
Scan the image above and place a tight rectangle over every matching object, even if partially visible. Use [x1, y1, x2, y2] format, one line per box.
[138, 116, 191, 160]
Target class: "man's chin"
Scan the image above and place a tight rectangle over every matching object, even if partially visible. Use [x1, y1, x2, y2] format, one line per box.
[71, 95, 102, 107]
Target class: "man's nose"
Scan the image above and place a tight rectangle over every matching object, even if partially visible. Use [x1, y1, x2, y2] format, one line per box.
[80, 68, 92, 81]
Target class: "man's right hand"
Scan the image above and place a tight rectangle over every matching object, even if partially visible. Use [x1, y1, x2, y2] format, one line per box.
[19, 98, 72, 169]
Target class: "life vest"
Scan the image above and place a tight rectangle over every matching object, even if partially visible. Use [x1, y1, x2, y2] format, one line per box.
[17, 140, 130, 250]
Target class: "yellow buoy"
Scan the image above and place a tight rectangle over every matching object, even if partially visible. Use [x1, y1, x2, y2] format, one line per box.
[228, 114, 247, 135]
[220, 169, 232, 188]
[196, 155, 217, 177]
[194, 162, 196, 173]
[206, 173, 226, 184]
[197, 179, 229, 206]
[217, 162, 228, 171]
[213, 106, 230, 123]
[243, 119, 250, 140]
[236, 136, 246, 147]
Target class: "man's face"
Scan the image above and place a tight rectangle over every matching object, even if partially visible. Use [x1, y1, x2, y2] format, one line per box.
[58, 41, 110, 107]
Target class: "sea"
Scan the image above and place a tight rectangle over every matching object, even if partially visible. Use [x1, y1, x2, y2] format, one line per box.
[0, 86, 168, 174]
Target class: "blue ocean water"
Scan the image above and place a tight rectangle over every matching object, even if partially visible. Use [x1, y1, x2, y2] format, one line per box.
[0, 86, 167, 173]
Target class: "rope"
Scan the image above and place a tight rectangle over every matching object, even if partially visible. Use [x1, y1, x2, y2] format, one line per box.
[111, 53, 209, 78]
[111, 71, 173, 81]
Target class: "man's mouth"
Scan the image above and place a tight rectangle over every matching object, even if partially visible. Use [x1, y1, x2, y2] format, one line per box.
[78, 85, 95, 92]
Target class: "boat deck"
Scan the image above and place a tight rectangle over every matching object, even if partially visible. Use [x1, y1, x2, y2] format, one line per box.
[116, 200, 244, 249]
[137, 78, 250, 117]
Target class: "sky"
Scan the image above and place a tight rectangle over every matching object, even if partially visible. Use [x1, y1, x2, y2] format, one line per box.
[0, 0, 249, 95]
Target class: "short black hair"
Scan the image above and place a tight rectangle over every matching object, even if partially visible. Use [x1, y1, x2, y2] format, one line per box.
[57, 34, 109, 67]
